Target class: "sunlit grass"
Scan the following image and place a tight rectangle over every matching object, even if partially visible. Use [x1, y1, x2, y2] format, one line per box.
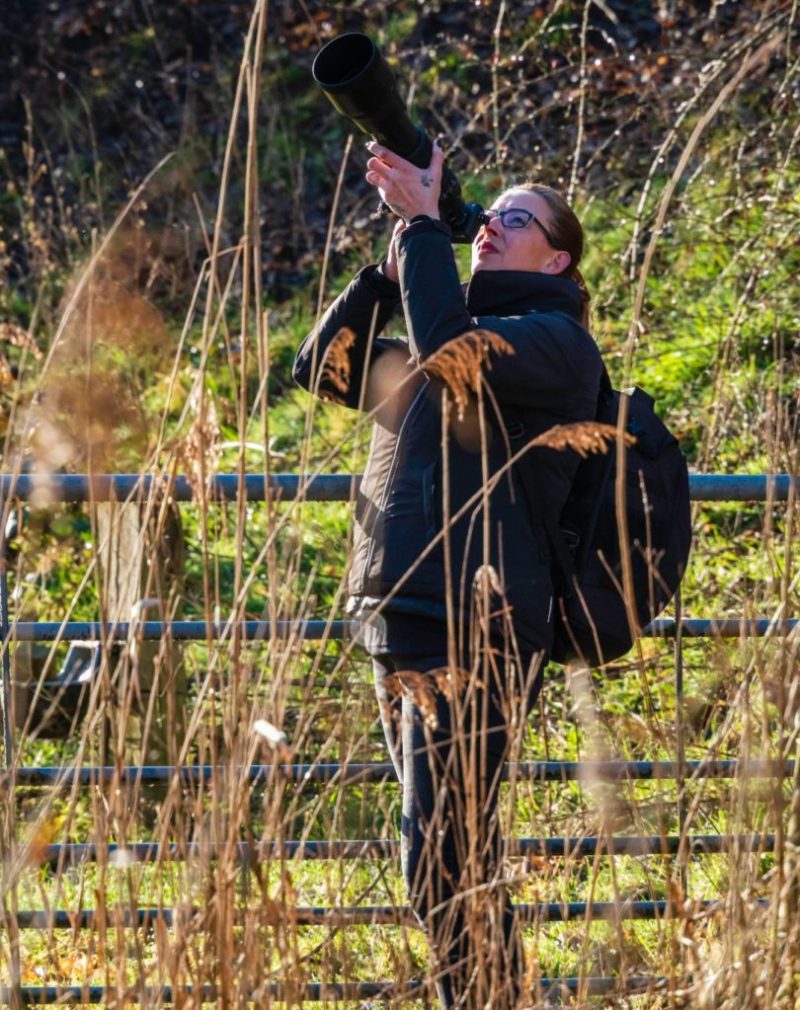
[2, 1, 800, 1007]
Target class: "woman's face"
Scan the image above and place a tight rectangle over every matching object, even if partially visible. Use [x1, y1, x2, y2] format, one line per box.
[471, 188, 572, 275]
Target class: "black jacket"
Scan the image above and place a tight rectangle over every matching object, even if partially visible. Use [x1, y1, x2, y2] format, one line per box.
[293, 216, 604, 654]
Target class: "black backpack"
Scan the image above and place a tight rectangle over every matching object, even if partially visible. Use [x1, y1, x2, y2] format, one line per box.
[516, 368, 692, 666]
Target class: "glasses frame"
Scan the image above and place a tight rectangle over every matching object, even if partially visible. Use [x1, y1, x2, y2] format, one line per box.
[484, 207, 558, 247]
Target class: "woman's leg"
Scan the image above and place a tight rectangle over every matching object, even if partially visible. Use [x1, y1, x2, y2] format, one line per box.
[374, 652, 529, 1010]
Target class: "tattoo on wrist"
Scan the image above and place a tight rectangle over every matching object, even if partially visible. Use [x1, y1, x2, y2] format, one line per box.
[420, 174, 433, 188]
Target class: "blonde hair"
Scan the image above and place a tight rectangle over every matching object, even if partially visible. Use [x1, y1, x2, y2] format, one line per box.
[516, 182, 591, 329]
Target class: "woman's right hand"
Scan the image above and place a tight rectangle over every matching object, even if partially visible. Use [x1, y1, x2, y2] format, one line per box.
[382, 218, 407, 283]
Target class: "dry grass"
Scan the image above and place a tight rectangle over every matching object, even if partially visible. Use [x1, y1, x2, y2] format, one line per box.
[1, 1, 799, 1008]
[423, 329, 515, 420]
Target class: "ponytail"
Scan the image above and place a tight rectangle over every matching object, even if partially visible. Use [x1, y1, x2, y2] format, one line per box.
[571, 266, 591, 330]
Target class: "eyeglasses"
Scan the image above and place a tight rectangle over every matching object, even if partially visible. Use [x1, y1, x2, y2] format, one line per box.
[482, 207, 557, 246]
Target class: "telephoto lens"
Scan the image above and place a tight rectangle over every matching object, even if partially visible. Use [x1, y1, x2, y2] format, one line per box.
[312, 33, 485, 243]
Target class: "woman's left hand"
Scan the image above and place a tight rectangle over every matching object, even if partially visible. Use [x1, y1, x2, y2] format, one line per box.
[365, 141, 444, 222]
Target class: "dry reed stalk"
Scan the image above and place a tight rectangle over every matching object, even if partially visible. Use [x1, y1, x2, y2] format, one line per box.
[4, 4, 800, 1008]
[531, 420, 634, 457]
[423, 328, 514, 419]
[298, 133, 356, 488]
[173, 388, 222, 497]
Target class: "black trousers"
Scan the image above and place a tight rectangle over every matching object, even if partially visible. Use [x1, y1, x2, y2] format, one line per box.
[372, 647, 545, 1010]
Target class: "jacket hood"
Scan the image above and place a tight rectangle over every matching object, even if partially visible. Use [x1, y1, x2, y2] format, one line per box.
[465, 270, 582, 320]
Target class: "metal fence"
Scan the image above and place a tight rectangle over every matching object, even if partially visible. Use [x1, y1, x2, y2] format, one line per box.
[1, 472, 797, 1006]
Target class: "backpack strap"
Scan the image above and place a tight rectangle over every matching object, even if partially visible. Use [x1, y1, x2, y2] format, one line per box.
[599, 363, 613, 398]
[510, 364, 614, 598]
[514, 447, 578, 597]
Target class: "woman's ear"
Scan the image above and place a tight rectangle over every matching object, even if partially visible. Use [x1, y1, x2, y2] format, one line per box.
[543, 250, 572, 275]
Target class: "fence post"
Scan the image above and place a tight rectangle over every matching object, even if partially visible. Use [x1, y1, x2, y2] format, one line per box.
[1, 508, 13, 769]
[780, 687, 800, 934]
[0, 501, 23, 1010]
[674, 588, 688, 895]
[96, 496, 186, 766]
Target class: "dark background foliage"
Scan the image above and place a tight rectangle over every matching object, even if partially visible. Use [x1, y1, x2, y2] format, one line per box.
[1, 0, 790, 308]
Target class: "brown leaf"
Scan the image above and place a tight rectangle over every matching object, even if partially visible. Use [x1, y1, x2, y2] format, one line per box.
[320, 326, 356, 396]
[382, 664, 469, 729]
[0, 322, 42, 359]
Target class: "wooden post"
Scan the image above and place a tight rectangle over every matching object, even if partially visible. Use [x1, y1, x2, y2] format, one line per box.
[96, 497, 186, 766]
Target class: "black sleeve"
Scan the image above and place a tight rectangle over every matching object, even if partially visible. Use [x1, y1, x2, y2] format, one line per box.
[396, 218, 602, 409]
[292, 264, 404, 411]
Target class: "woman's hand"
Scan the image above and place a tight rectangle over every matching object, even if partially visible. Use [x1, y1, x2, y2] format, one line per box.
[365, 141, 444, 223]
[382, 218, 407, 283]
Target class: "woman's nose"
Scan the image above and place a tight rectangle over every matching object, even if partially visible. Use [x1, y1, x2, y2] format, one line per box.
[479, 211, 500, 237]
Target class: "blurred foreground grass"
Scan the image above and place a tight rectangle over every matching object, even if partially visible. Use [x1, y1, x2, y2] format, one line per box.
[2, 1, 800, 1005]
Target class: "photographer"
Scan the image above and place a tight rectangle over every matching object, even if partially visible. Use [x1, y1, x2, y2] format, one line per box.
[293, 142, 603, 1009]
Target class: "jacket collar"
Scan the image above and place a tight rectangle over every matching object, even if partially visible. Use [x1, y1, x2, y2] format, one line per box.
[465, 270, 582, 320]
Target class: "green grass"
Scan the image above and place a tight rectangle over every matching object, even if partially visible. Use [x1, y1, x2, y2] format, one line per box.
[3, 4, 800, 1006]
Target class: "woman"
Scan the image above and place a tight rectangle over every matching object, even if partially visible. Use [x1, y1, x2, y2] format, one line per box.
[293, 143, 603, 1009]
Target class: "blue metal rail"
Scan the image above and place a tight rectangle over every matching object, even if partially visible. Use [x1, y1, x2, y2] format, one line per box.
[1, 472, 796, 1005]
[8, 758, 794, 786]
[4, 617, 798, 640]
[0, 977, 667, 1004]
[12, 898, 768, 930]
[0, 471, 797, 502]
[29, 834, 774, 867]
